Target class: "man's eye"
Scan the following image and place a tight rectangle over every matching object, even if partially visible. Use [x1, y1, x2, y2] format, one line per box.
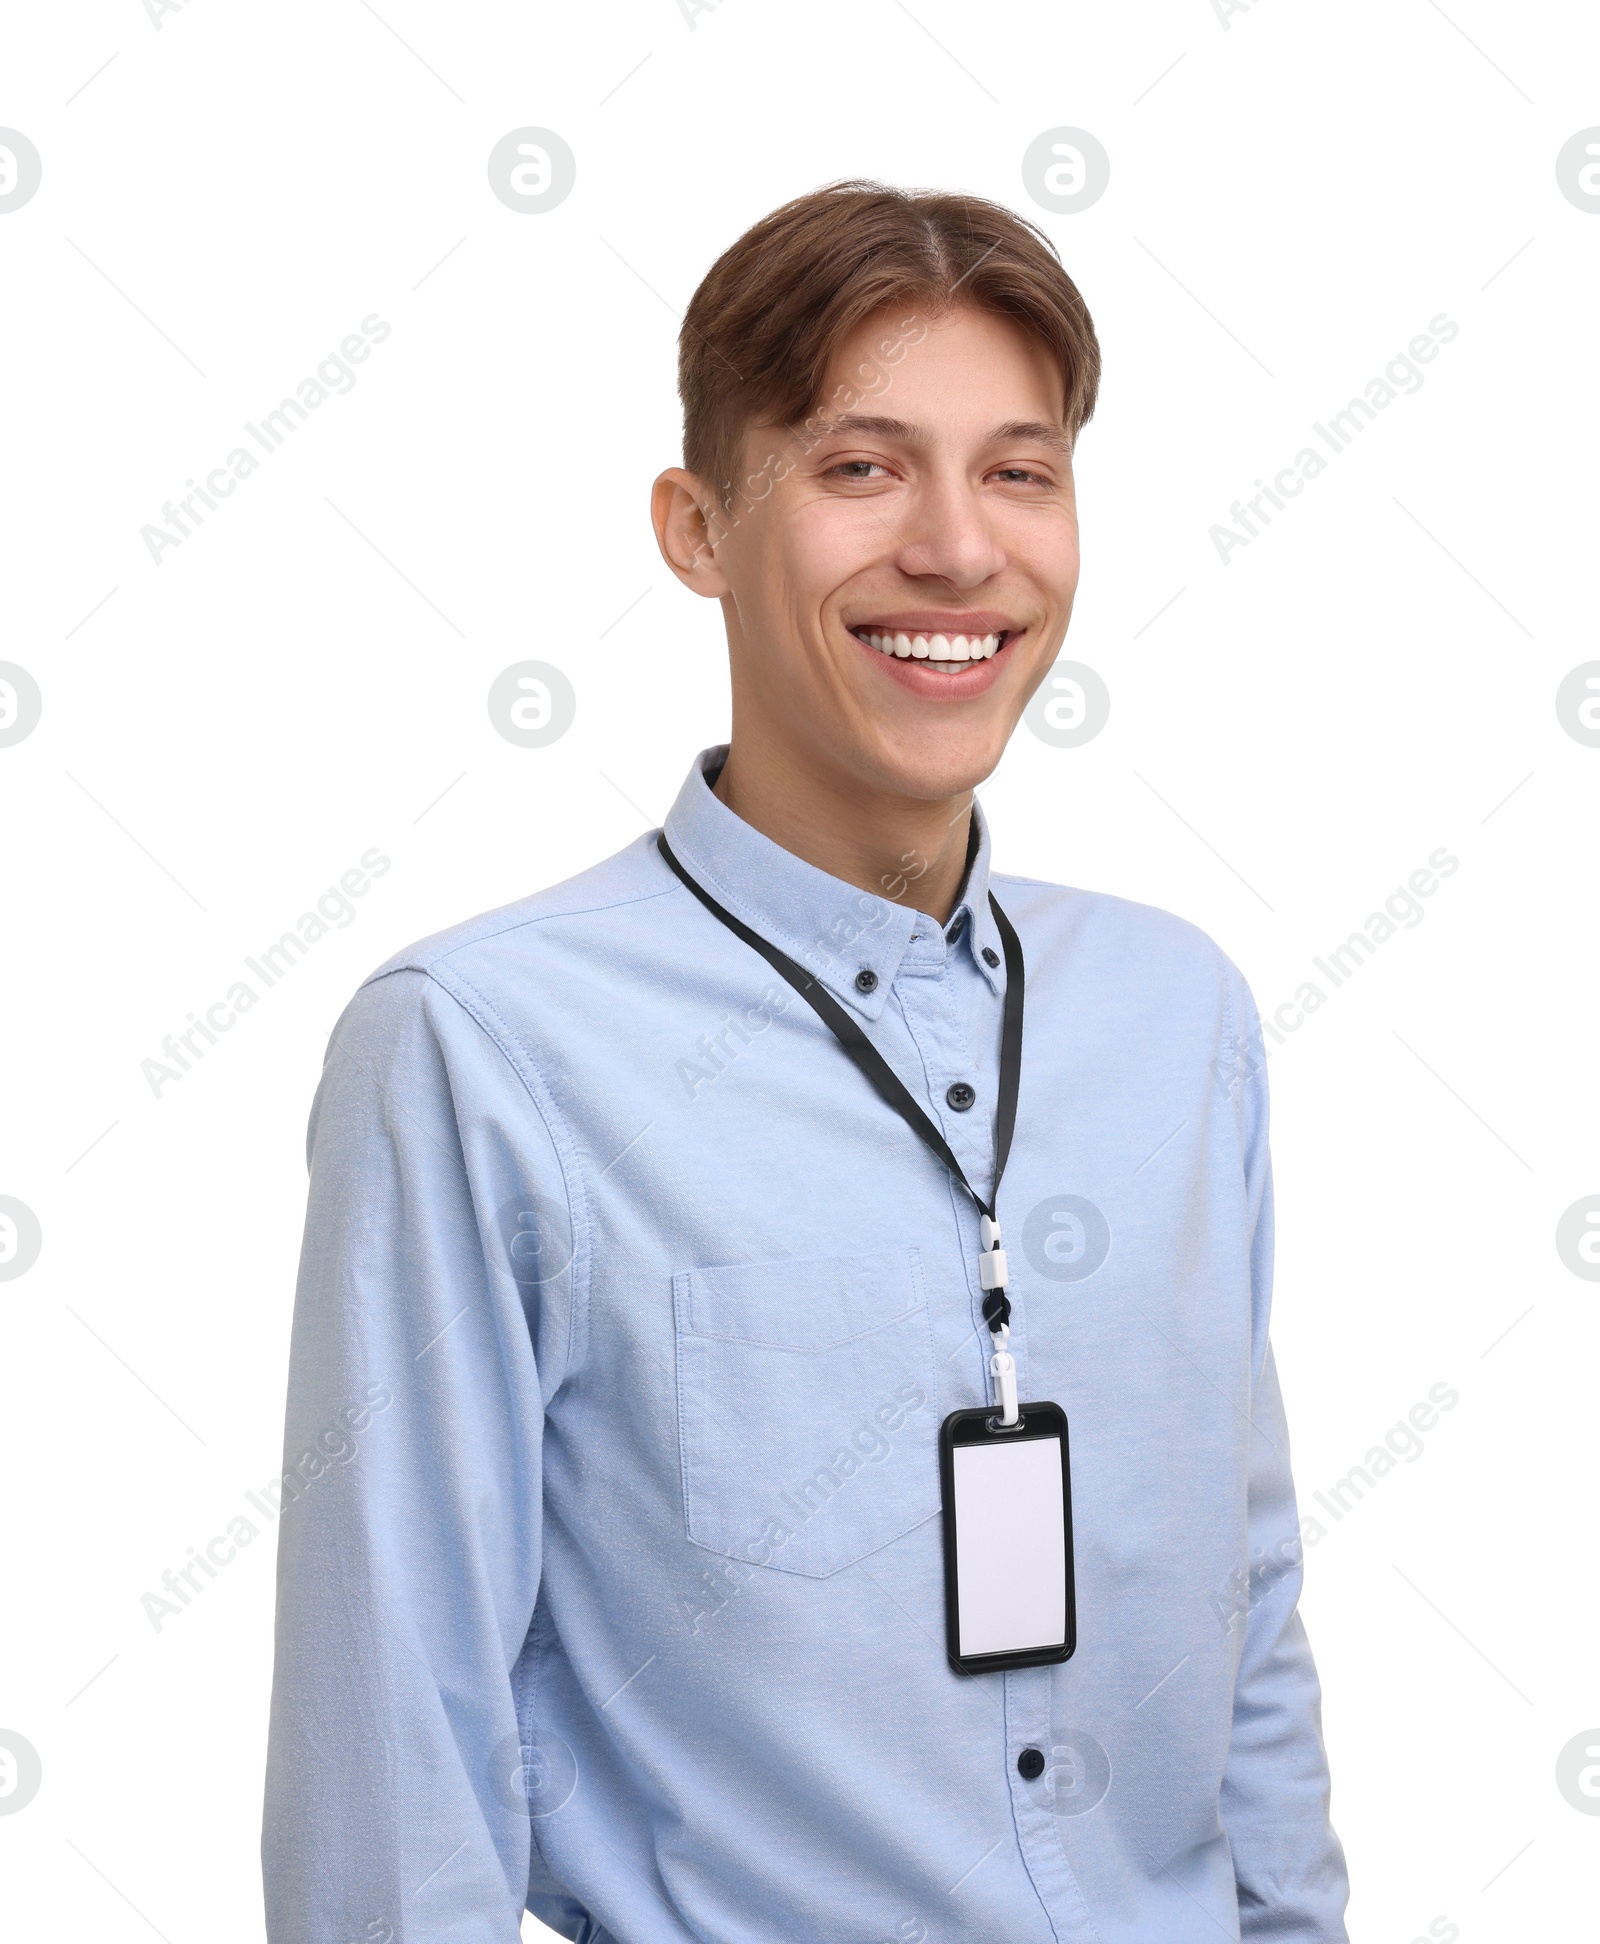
[829, 460, 888, 480]
[992, 467, 1048, 485]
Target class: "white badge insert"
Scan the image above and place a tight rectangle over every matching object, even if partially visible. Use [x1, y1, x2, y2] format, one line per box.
[950, 1432, 1068, 1658]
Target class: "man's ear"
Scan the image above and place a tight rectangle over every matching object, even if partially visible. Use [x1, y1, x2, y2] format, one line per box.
[651, 469, 731, 597]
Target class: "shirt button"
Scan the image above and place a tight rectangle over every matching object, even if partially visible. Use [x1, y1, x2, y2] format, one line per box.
[982, 946, 1000, 968]
[1017, 1747, 1045, 1781]
[854, 968, 878, 994]
[945, 1082, 976, 1112]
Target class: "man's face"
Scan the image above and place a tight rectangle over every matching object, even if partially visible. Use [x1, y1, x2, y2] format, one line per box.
[658, 303, 1081, 803]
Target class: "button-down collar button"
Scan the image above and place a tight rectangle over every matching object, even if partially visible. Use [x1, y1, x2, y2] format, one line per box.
[854, 968, 879, 994]
[1017, 1747, 1045, 1780]
[982, 946, 1000, 968]
[945, 1081, 976, 1112]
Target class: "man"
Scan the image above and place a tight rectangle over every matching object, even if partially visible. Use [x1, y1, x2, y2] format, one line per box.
[264, 182, 1348, 1942]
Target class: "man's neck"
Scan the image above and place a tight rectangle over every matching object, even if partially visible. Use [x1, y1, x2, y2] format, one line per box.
[711, 736, 974, 925]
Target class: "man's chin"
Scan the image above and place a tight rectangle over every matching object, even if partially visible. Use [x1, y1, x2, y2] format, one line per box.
[841, 731, 1010, 809]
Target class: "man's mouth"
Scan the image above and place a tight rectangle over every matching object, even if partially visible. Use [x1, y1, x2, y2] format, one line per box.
[848, 626, 1015, 666]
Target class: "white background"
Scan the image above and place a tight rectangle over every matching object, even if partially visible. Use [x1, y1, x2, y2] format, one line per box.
[2, 1, 1596, 1938]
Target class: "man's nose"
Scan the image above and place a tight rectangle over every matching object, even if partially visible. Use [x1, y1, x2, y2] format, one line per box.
[892, 476, 1006, 589]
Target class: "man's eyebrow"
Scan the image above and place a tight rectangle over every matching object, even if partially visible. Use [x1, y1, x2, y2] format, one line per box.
[812, 413, 1072, 454]
[989, 419, 1074, 454]
[823, 414, 918, 441]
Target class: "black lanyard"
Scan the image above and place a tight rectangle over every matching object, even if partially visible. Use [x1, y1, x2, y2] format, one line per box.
[656, 832, 1025, 1332]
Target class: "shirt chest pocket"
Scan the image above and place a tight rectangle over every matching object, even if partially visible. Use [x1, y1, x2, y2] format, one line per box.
[672, 1246, 939, 1579]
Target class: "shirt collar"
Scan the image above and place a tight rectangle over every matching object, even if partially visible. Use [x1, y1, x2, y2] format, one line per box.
[659, 747, 1006, 1017]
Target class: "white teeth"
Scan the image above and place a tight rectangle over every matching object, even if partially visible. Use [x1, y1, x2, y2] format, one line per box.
[857, 630, 1005, 662]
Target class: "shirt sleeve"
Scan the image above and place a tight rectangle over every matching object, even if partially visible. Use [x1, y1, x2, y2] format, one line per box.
[1220, 979, 1351, 1942]
[262, 966, 577, 1944]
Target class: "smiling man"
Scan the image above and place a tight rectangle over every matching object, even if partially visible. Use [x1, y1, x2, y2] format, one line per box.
[264, 183, 1349, 1943]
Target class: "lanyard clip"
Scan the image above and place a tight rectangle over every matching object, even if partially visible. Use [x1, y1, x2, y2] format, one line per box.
[980, 1217, 1019, 1425]
[989, 1320, 1020, 1427]
[978, 1215, 1019, 1423]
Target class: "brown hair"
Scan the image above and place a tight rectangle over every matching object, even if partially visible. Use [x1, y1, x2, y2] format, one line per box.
[679, 180, 1101, 508]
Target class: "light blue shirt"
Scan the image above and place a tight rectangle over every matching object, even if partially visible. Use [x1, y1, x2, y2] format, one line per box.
[264, 747, 1348, 1943]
